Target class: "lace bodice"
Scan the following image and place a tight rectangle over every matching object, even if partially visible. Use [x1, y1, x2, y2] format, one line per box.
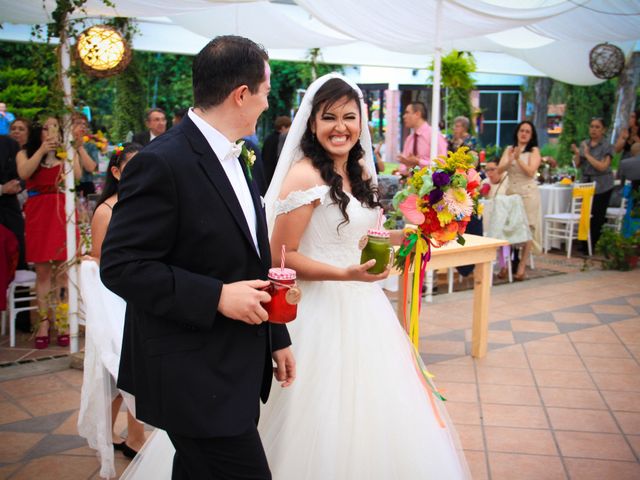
[274, 185, 379, 267]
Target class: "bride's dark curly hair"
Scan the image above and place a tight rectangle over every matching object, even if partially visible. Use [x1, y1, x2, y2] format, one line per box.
[300, 78, 379, 228]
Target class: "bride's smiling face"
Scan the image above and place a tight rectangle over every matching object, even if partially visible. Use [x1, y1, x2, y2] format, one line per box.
[312, 96, 361, 162]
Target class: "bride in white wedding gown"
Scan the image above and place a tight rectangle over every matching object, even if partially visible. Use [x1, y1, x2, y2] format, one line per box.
[121, 73, 469, 479]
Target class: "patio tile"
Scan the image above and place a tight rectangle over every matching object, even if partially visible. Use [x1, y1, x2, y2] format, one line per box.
[445, 401, 482, 425]
[0, 400, 31, 425]
[476, 366, 535, 386]
[602, 391, 640, 412]
[420, 339, 467, 356]
[0, 463, 23, 478]
[0, 410, 73, 434]
[511, 320, 560, 334]
[533, 370, 596, 389]
[581, 356, 640, 375]
[597, 313, 639, 324]
[455, 424, 484, 451]
[484, 426, 558, 455]
[568, 325, 621, 344]
[437, 382, 478, 403]
[539, 388, 607, 410]
[463, 450, 488, 480]
[552, 312, 600, 325]
[478, 384, 541, 406]
[427, 364, 476, 383]
[24, 433, 88, 461]
[612, 411, 640, 435]
[475, 345, 529, 369]
[555, 431, 635, 461]
[527, 353, 585, 372]
[17, 389, 80, 417]
[564, 458, 640, 480]
[547, 407, 619, 433]
[488, 452, 566, 480]
[611, 320, 640, 345]
[591, 304, 638, 316]
[524, 340, 577, 356]
[628, 435, 640, 457]
[591, 372, 640, 392]
[573, 342, 632, 358]
[0, 348, 31, 365]
[0, 431, 45, 463]
[52, 410, 80, 435]
[53, 369, 83, 388]
[481, 404, 548, 429]
[9, 454, 99, 480]
[0, 374, 71, 399]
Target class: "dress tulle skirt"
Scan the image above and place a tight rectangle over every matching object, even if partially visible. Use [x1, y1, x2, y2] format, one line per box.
[119, 280, 470, 480]
[258, 280, 470, 480]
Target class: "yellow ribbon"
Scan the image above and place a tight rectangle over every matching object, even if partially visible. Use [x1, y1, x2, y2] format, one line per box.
[572, 184, 595, 241]
[409, 236, 427, 349]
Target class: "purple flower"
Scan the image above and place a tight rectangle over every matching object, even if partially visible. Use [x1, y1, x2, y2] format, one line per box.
[432, 171, 450, 187]
[429, 188, 443, 204]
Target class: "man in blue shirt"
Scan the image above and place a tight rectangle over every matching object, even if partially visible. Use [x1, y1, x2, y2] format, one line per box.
[0, 103, 15, 135]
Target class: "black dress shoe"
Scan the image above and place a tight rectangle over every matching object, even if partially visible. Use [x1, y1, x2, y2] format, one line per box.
[120, 442, 139, 459]
[113, 441, 125, 451]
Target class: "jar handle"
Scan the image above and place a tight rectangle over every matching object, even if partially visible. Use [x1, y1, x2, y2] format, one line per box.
[388, 246, 395, 271]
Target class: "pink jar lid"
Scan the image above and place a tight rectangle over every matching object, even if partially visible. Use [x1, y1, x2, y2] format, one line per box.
[367, 228, 390, 238]
[268, 267, 297, 280]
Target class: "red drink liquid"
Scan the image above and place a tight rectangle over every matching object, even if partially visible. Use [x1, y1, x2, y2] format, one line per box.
[263, 268, 298, 324]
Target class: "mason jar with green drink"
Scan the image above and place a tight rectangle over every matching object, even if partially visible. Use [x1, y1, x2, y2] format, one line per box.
[359, 228, 394, 274]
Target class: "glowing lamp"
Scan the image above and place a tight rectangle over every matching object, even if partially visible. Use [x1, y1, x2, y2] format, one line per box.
[76, 25, 131, 78]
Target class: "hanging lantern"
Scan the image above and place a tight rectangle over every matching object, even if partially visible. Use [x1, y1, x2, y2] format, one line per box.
[589, 43, 625, 80]
[76, 25, 131, 78]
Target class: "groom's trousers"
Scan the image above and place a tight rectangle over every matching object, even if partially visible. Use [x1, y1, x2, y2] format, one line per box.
[167, 425, 271, 480]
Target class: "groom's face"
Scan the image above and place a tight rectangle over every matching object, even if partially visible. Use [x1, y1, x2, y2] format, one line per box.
[242, 61, 271, 135]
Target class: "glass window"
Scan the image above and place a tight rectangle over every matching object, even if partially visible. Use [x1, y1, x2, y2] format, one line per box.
[479, 123, 497, 147]
[500, 93, 519, 121]
[480, 93, 498, 121]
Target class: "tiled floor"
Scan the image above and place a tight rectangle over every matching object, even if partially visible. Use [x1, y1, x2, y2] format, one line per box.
[0, 256, 639, 479]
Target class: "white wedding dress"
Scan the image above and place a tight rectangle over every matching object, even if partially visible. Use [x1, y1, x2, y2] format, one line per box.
[120, 185, 469, 479]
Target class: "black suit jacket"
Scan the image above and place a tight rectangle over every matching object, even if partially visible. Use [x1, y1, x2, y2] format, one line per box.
[101, 116, 291, 438]
[132, 130, 151, 146]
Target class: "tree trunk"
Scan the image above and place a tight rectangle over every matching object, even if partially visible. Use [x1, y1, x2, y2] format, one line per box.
[533, 77, 553, 147]
[612, 52, 640, 143]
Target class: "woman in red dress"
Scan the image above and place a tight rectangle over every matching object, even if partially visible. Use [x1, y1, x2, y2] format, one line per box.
[17, 117, 81, 348]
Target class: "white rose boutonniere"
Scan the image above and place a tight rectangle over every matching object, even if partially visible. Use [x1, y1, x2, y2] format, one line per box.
[237, 140, 257, 181]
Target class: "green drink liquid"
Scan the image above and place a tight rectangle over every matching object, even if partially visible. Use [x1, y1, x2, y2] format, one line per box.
[360, 232, 391, 274]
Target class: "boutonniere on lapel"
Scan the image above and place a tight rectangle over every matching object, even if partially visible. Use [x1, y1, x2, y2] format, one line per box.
[237, 140, 257, 181]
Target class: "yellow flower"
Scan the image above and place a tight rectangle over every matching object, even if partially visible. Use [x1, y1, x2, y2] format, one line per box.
[436, 206, 455, 226]
[477, 202, 484, 216]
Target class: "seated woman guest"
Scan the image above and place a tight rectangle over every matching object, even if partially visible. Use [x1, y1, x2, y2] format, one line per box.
[447, 116, 477, 153]
[571, 117, 614, 249]
[498, 121, 541, 280]
[614, 110, 640, 160]
[17, 116, 81, 348]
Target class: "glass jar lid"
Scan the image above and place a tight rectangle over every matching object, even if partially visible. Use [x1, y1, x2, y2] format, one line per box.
[367, 228, 390, 238]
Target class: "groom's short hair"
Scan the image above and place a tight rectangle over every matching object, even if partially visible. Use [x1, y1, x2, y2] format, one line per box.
[193, 36, 269, 109]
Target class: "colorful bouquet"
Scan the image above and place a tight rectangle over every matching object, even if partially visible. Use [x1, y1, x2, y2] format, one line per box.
[386, 147, 483, 348]
[83, 130, 109, 153]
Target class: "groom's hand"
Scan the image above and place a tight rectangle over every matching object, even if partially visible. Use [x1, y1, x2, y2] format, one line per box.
[272, 347, 296, 387]
[218, 280, 271, 325]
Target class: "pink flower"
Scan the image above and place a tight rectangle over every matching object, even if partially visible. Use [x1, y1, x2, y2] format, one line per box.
[399, 194, 425, 224]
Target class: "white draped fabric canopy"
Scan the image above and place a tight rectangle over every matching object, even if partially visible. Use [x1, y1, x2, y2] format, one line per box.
[1, 0, 640, 85]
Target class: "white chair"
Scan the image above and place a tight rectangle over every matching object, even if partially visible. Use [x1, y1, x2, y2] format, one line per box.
[1, 270, 37, 347]
[543, 182, 595, 258]
[605, 181, 631, 232]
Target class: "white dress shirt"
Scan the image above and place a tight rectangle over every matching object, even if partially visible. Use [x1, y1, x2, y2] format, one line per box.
[188, 109, 259, 254]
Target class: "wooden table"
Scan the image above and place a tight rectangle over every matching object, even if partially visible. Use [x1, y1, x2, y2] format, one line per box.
[396, 234, 507, 358]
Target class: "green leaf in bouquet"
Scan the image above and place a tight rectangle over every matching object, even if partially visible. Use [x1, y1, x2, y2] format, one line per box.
[456, 233, 466, 245]
[418, 176, 435, 196]
[392, 190, 409, 209]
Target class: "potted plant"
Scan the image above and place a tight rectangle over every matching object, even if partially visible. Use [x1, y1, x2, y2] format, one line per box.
[595, 228, 637, 271]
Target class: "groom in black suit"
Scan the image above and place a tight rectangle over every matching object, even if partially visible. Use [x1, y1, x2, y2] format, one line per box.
[101, 36, 295, 479]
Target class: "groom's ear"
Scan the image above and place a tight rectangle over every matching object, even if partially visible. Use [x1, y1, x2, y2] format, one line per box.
[232, 85, 249, 106]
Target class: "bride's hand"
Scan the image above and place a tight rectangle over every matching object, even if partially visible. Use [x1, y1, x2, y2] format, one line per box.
[345, 260, 391, 282]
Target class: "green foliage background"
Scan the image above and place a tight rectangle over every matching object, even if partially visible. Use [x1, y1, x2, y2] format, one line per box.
[557, 80, 616, 166]
[431, 50, 476, 133]
[0, 41, 342, 144]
